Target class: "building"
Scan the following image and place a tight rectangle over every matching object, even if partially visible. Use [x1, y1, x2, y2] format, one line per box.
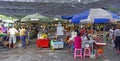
[0, 0, 119, 17]
[0, 0, 102, 3]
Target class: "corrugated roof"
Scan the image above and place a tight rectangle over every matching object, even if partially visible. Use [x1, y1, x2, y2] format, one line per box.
[0, 0, 119, 18]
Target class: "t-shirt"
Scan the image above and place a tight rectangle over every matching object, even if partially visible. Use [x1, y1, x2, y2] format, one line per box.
[20, 29, 26, 36]
[2, 27, 7, 33]
[109, 29, 114, 36]
[74, 36, 82, 48]
[80, 29, 86, 36]
[114, 29, 120, 36]
[69, 31, 77, 41]
[8, 28, 18, 34]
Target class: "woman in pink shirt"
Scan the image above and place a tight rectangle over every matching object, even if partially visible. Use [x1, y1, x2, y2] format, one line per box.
[74, 33, 82, 49]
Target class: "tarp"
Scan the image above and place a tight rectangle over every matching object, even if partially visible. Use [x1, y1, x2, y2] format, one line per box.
[21, 13, 49, 21]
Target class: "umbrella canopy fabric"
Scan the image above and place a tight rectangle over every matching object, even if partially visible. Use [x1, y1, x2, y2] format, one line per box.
[89, 8, 112, 19]
[61, 16, 73, 19]
[67, 8, 120, 24]
[21, 13, 49, 21]
[70, 10, 89, 24]
[108, 11, 120, 19]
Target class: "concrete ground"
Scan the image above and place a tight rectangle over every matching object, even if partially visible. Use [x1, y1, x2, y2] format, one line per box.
[0, 40, 120, 61]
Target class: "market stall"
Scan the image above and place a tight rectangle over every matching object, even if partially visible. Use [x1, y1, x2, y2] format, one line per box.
[36, 32, 50, 48]
[92, 34, 107, 58]
[36, 38, 50, 48]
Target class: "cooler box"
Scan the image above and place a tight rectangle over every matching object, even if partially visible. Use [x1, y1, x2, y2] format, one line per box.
[36, 38, 50, 48]
[51, 40, 64, 49]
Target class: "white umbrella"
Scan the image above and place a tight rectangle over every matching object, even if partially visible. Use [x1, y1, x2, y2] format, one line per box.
[89, 8, 112, 19]
[70, 8, 120, 24]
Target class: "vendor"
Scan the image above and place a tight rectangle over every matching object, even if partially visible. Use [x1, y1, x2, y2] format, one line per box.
[37, 29, 48, 39]
[68, 30, 77, 42]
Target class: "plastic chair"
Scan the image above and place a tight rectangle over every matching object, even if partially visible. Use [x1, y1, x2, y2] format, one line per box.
[74, 48, 82, 59]
[84, 47, 91, 57]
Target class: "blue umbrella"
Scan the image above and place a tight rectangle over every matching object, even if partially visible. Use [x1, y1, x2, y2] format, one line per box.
[71, 10, 89, 24]
[107, 11, 120, 19]
[61, 10, 89, 20]
[61, 16, 73, 19]
[63, 8, 120, 24]
[94, 18, 110, 24]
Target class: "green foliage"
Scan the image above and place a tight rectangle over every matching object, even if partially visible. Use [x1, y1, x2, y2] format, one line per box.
[106, 8, 120, 12]
[0, 14, 16, 20]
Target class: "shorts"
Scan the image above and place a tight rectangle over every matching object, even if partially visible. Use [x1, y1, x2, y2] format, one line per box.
[9, 34, 16, 44]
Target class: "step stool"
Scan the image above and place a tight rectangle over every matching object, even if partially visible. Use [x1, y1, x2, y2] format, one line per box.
[84, 47, 91, 57]
[74, 48, 82, 59]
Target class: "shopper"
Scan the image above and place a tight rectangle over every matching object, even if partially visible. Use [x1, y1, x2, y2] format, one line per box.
[114, 25, 120, 54]
[20, 26, 27, 49]
[109, 27, 114, 43]
[8, 26, 18, 48]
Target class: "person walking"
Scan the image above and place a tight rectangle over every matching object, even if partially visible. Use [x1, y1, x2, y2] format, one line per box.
[8, 26, 18, 48]
[109, 27, 114, 43]
[20, 26, 27, 49]
[114, 25, 120, 54]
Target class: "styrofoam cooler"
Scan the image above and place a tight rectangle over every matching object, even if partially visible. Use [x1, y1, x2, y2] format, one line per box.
[51, 41, 64, 49]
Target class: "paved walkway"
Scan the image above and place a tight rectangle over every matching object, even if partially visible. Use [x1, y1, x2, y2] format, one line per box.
[0, 40, 120, 61]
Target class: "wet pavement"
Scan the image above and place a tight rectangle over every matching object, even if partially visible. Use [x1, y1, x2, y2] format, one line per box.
[0, 40, 120, 61]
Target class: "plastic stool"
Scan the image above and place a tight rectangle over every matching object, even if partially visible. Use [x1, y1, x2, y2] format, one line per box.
[84, 47, 91, 57]
[74, 48, 82, 59]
